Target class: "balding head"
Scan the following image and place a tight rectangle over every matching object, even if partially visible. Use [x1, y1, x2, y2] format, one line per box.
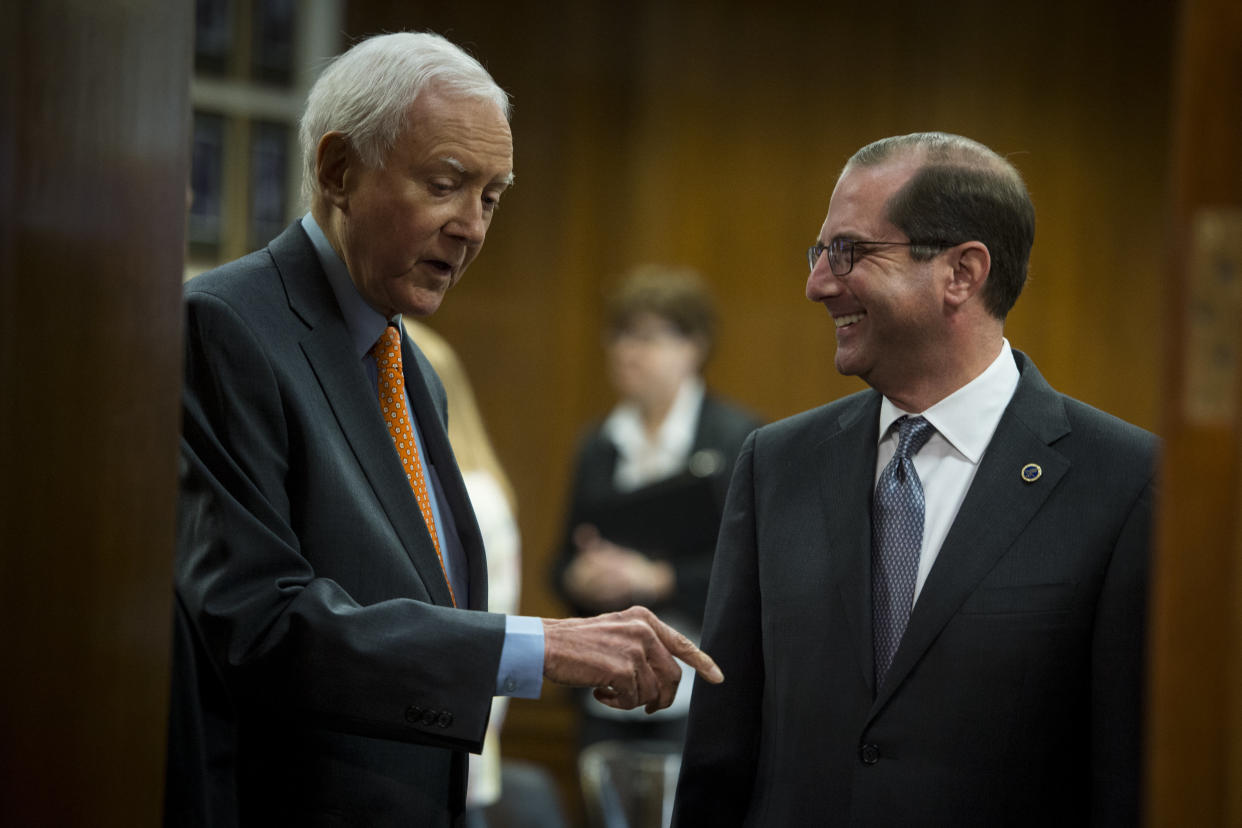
[844, 132, 1035, 319]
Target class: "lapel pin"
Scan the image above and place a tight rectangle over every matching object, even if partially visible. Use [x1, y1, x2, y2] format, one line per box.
[1021, 463, 1042, 483]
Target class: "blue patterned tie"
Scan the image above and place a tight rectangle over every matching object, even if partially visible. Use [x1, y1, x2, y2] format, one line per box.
[872, 415, 935, 688]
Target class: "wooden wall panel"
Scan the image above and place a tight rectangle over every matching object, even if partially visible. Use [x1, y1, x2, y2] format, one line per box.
[0, 2, 191, 824]
[345, 0, 1176, 820]
[1147, 0, 1242, 824]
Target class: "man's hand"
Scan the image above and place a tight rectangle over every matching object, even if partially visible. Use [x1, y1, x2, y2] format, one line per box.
[542, 606, 724, 714]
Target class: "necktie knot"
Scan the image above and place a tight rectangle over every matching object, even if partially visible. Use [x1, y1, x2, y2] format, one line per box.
[372, 324, 402, 363]
[893, 415, 935, 460]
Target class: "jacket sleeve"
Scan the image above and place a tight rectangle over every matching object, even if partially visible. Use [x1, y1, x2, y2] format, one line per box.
[672, 432, 764, 826]
[1089, 474, 1155, 825]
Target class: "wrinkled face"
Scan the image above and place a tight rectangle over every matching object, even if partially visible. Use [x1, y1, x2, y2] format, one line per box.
[337, 88, 513, 318]
[805, 159, 945, 393]
[607, 311, 703, 408]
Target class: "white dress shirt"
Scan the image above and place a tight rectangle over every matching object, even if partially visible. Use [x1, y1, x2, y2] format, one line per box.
[604, 377, 706, 491]
[875, 339, 1020, 604]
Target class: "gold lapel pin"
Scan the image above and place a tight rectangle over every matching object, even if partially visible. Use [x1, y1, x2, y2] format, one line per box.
[1021, 463, 1042, 483]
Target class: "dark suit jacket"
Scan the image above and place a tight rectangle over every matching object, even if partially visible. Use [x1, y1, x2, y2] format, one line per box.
[551, 395, 761, 624]
[673, 352, 1157, 828]
[166, 223, 505, 828]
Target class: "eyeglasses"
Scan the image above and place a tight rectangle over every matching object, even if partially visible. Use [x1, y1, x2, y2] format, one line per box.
[807, 238, 955, 277]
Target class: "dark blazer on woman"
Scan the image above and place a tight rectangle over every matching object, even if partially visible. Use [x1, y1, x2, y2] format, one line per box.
[552, 395, 761, 625]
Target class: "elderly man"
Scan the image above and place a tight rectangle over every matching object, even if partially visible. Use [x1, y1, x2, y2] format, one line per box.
[166, 32, 719, 828]
[673, 133, 1156, 827]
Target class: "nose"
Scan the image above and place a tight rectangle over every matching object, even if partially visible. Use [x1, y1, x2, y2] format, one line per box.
[446, 195, 489, 245]
[806, 254, 843, 302]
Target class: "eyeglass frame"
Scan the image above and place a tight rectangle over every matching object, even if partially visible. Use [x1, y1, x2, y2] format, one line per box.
[807, 237, 959, 277]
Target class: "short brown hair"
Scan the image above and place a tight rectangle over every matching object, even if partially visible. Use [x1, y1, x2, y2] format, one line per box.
[606, 264, 717, 353]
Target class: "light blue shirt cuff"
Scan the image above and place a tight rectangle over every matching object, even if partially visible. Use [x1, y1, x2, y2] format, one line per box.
[497, 615, 544, 698]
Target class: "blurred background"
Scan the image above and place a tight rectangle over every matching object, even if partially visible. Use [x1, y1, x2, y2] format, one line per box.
[2, 0, 1239, 824]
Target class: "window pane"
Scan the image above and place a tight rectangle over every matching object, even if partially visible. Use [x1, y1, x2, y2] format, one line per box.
[251, 0, 296, 86]
[189, 111, 226, 260]
[195, 0, 233, 76]
[249, 120, 290, 250]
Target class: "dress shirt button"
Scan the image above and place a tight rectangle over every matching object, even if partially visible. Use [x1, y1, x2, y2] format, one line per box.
[503, 677, 518, 693]
[404, 706, 423, 725]
[437, 710, 454, 728]
[860, 744, 880, 765]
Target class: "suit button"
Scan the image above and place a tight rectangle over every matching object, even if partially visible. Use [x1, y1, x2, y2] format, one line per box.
[437, 710, 454, 728]
[421, 709, 439, 727]
[405, 706, 423, 725]
[860, 744, 880, 765]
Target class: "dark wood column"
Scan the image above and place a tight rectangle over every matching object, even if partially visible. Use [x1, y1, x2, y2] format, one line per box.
[1147, 0, 1242, 825]
[0, 2, 192, 824]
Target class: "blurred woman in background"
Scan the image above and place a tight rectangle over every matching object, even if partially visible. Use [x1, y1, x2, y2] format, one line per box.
[551, 265, 761, 750]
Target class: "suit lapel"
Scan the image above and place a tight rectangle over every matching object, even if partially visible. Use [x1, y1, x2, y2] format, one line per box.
[268, 224, 456, 607]
[871, 353, 1071, 714]
[816, 392, 883, 695]
[402, 339, 489, 611]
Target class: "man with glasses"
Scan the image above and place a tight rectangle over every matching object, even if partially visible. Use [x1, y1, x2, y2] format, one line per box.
[673, 132, 1156, 827]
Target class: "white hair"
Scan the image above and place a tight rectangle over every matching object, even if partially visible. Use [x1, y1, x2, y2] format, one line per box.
[298, 31, 511, 204]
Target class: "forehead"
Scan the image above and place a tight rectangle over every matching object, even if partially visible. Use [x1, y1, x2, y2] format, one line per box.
[824, 157, 921, 236]
[397, 87, 513, 174]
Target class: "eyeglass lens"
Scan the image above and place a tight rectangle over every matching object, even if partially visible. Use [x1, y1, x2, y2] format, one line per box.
[808, 240, 850, 275]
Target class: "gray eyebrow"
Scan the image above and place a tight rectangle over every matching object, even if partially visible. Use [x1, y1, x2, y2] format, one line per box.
[442, 156, 514, 187]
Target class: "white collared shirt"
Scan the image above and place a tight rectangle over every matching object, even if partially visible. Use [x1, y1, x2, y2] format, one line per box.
[875, 339, 1021, 603]
[604, 377, 706, 492]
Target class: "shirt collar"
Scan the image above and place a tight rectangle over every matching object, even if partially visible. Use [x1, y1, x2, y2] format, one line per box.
[878, 339, 1020, 463]
[301, 212, 395, 358]
[603, 376, 706, 459]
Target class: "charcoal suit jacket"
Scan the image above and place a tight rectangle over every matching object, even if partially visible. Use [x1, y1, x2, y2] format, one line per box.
[673, 351, 1157, 827]
[166, 222, 505, 827]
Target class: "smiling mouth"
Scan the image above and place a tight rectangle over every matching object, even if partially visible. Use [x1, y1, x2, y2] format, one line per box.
[833, 312, 866, 329]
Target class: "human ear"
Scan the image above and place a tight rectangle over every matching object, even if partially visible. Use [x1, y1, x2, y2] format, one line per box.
[315, 132, 353, 210]
[944, 241, 991, 309]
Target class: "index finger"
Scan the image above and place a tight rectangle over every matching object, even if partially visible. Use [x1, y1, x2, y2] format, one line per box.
[653, 619, 724, 684]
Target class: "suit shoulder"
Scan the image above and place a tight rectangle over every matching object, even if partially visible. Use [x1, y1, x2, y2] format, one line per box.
[754, 389, 875, 448]
[184, 248, 284, 313]
[1059, 395, 1159, 457]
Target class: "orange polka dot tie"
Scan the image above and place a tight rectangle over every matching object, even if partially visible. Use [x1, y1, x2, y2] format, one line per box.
[372, 325, 456, 607]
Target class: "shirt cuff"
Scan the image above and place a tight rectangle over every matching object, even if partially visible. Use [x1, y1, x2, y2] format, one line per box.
[496, 615, 544, 698]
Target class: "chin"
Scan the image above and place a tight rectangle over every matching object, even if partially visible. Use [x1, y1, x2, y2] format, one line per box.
[398, 291, 447, 318]
[833, 353, 859, 378]
[403, 306, 440, 319]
